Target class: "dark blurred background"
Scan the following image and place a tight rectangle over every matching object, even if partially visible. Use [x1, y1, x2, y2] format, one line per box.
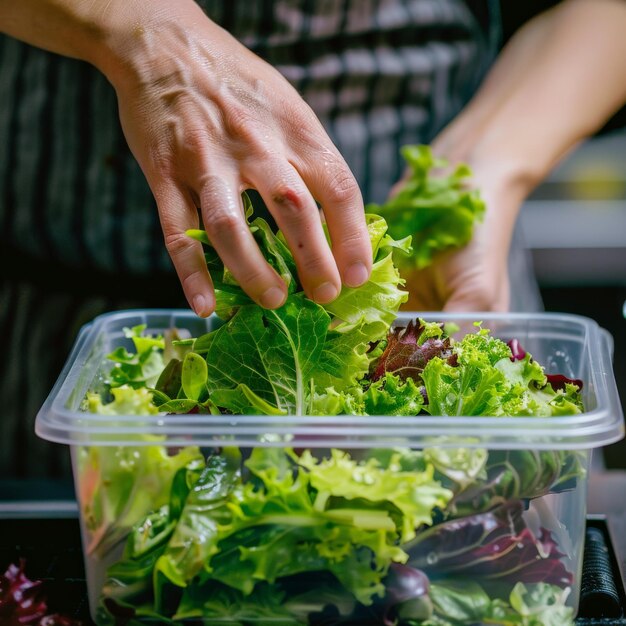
[500, 2, 626, 468]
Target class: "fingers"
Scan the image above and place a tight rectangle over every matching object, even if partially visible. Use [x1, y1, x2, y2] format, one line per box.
[198, 174, 288, 309]
[154, 184, 216, 317]
[244, 158, 342, 304]
[296, 153, 372, 290]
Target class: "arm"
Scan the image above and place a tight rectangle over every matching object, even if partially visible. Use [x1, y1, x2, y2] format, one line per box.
[0, 0, 373, 315]
[406, 0, 626, 312]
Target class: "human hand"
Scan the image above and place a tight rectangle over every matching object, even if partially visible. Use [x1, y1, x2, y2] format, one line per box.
[93, 0, 372, 316]
[392, 0, 626, 313]
[401, 210, 510, 313]
[393, 156, 525, 313]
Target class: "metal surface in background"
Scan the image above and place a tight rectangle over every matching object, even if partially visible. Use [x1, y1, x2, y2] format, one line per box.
[519, 130, 626, 287]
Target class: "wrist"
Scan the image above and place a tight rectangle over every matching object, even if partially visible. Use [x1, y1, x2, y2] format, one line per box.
[465, 142, 546, 206]
[78, 0, 220, 90]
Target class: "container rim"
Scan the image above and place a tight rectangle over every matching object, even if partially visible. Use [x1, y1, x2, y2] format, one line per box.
[35, 309, 625, 450]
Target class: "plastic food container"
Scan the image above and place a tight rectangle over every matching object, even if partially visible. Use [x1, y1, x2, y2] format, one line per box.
[36, 310, 624, 625]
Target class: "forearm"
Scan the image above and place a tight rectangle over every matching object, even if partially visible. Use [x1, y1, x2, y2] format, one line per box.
[0, 0, 371, 313]
[0, 0, 116, 65]
[0, 0, 220, 84]
[434, 2, 561, 165]
[438, 0, 626, 194]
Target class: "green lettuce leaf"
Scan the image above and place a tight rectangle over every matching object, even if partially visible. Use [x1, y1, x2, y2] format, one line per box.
[310, 370, 425, 417]
[296, 448, 452, 543]
[174, 582, 296, 624]
[424, 581, 575, 626]
[185, 202, 408, 415]
[78, 447, 203, 559]
[421, 325, 584, 418]
[362, 372, 425, 416]
[154, 448, 242, 596]
[367, 144, 485, 269]
[106, 325, 165, 389]
[323, 214, 409, 342]
[505, 582, 574, 626]
[195, 293, 329, 415]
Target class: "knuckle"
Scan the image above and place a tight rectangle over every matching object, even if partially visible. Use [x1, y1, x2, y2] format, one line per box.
[204, 209, 242, 236]
[225, 107, 279, 159]
[337, 225, 371, 249]
[238, 265, 271, 288]
[225, 105, 260, 141]
[324, 169, 360, 207]
[180, 268, 206, 293]
[298, 251, 330, 275]
[336, 228, 369, 252]
[164, 230, 194, 257]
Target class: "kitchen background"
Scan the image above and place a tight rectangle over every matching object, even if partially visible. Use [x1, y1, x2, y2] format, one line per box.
[500, 0, 626, 469]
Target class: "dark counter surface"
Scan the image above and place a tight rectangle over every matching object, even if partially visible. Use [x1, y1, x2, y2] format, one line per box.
[588, 471, 626, 583]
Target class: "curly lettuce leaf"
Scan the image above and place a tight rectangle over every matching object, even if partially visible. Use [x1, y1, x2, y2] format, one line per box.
[367, 144, 485, 269]
[362, 373, 425, 416]
[420, 326, 584, 418]
[296, 448, 452, 543]
[86, 385, 159, 416]
[113, 447, 451, 616]
[208, 447, 413, 605]
[106, 325, 165, 389]
[323, 214, 409, 343]
[310, 373, 424, 417]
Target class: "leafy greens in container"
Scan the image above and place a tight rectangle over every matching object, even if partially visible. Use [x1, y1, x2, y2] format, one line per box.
[78, 200, 585, 626]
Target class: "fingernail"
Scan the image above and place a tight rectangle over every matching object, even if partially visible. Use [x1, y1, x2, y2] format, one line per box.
[192, 294, 210, 317]
[260, 286, 286, 309]
[344, 262, 369, 288]
[313, 282, 339, 304]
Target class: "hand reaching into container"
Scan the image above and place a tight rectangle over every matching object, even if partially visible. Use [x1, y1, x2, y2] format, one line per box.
[0, 0, 373, 317]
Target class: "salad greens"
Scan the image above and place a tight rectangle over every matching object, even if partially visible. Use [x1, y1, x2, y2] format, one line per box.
[367, 145, 485, 270]
[80, 199, 585, 626]
[0, 560, 82, 626]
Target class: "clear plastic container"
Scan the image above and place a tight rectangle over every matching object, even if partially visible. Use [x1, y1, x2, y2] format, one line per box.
[36, 310, 624, 625]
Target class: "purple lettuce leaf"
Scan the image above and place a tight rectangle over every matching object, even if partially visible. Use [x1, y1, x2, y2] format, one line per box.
[380, 564, 432, 625]
[371, 320, 455, 383]
[405, 500, 573, 588]
[507, 339, 527, 362]
[0, 560, 48, 625]
[0, 560, 82, 626]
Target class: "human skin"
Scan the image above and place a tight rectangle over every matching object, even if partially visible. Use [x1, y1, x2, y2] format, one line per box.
[0, 0, 373, 316]
[397, 0, 626, 312]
